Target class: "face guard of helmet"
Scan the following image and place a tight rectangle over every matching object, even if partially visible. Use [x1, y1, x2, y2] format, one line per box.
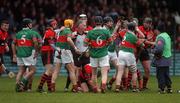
[93, 16, 103, 25]
[64, 19, 74, 28]
[79, 14, 87, 21]
[22, 18, 32, 28]
[127, 22, 136, 32]
[47, 19, 57, 29]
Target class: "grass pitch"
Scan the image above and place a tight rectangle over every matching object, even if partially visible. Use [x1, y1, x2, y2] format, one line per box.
[0, 76, 180, 103]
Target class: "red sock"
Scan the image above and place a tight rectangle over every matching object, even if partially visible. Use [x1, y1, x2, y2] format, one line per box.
[38, 73, 48, 89]
[109, 77, 116, 85]
[46, 75, 52, 92]
[143, 76, 149, 88]
[101, 83, 106, 93]
[127, 72, 132, 88]
[72, 85, 78, 92]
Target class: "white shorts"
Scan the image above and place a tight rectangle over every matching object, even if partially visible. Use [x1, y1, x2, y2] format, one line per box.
[90, 55, 109, 68]
[17, 50, 37, 66]
[54, 48, 62, 63]
[61, 49, 74, 64]
[118, 50, 137, 72]
[108, 51, 119, 62]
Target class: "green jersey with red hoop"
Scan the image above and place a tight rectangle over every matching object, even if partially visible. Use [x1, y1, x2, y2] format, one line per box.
[84, 28, 112, 58]
[56, 28, 72, 49]
[14, 28, 37, 57]
[120, 31, 142, 53]
[107, 27, 116, 52]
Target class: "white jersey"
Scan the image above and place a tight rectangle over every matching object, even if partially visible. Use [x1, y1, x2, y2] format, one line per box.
[75, 34, 88, 52]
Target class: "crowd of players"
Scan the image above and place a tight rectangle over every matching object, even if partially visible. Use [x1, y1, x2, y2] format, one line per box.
[0, 13, 175, 93]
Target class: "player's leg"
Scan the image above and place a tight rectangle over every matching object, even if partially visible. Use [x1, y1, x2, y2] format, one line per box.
[129, 65, 138, 92]
[107, 52, 119, 90]
[51, 50, 62, 92]
[139, 49, 150, 89]
[0, 55, 15, 78]
[99, 55, 110, 93]
[137, 69, 143, 90]
[141, 60, 150, 89]
[51, 62, 61, 92]
[66, 63, 78, 92]
[15, 65, 26, 92]
[37, 51, 53, 92]
[115, 65, 124, 92]
[64, 69, 71, 92]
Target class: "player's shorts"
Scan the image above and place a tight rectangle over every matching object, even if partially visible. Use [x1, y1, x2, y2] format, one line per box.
[17, 50, 37, 66]
[41, 50, 54, 66]
[139, 48, 150, 61]
[61, 49, 74, 64]
[90, 55, 109, 68]
[54, 48, 62, 63]
[118, 50, 137, 72]
[72, 50, 90, 67]
[108, 51, 120, 65]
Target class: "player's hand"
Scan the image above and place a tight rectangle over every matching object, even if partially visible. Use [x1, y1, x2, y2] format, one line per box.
[84, 52, 89, 57]
[75, 47, 81, 55]
[33, 52, 38, 59]
[115, 20, 121, 29]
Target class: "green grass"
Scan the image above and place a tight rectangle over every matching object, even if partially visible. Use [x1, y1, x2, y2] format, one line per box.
[0, 76, 180, 103]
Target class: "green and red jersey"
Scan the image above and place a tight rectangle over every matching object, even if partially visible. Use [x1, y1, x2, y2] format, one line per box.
[106, 27, 116, 52]
[84, 27, 112, 58]
[31, 29, 42, 43]
[41, 28, 56, 51]
[120, 31, 142, 54]
[56, 27, 72, 49]
[13, 28, 37, 57]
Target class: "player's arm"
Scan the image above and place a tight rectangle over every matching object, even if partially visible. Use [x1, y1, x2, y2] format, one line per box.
[112, 20, 122, 40]
[32, 35, 39, 59]
[67, 34, 80, 54]
[11, 38, 17, 63]
[84, 32, 91, 47]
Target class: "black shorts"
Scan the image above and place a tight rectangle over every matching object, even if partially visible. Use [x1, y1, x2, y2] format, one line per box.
[139, 49, 150, 61]
[41, 50, 54, 66]
[72, 50, 90, 67]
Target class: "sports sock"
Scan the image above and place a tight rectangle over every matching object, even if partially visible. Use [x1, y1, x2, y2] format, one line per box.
[109, 77, 116, 85]
[38, 73, 48, 89]
[47, 75, 52, 92]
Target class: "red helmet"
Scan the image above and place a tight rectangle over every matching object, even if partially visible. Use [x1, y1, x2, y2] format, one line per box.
[84, 64, 92, 74]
